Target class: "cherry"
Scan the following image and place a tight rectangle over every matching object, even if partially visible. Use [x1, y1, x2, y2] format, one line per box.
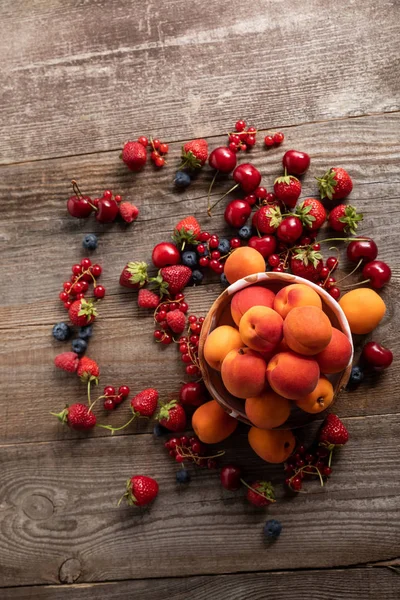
[220, 465, 242, 491]
[179, 382, 207, 406]
[224, 199, 252, 228]
[361, 341, 393, 370]
[362, 260, 391, 288]
[152, 242, 180, 268]
[67, 195, 93, 218]
[94, 285, 106, 298]
[248, 235, 277, 258]
[282, 150, 310, 176]
[346, 238, 378, 263]
[264, 135, 274, 147]
[235, 120, 246, 132]
[276, 216, 303, 244]
[232, 163, 262, 193]
[208, 147, 237, 173]
[96, 197, 119, 223]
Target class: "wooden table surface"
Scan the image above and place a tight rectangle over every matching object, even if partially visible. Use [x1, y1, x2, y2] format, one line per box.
[1, 0, 400, 598]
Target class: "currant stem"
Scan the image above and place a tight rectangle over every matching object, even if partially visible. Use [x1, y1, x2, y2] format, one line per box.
[208, 183, 239, 215]
[207, 171, 219, 216]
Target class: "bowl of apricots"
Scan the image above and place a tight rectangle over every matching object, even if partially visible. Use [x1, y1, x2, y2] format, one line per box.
[198, 247, 354, 430]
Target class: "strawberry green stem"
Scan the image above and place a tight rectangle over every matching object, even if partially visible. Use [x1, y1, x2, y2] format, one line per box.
[87, 379, 92, 407]
[207, 170, 219, 216]
[96, 414, 136, 434]
[208, 183, 239, 215]
[239, 479, 276, 502]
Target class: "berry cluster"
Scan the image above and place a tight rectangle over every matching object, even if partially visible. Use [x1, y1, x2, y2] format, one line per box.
[178, 315, 205, 377]
[149, 137, 169, 168]
[227, 120, 258, 153]
[67, 182, 139, 224]
[153, 293, 189, 345]
[194, 231, 241, 276]
[164, 435, 224, 473]
[121, 136, 169, 171]
[264, 132, 285, 147]
[102, 385, 130, 411]
[220, 464, 276, 507]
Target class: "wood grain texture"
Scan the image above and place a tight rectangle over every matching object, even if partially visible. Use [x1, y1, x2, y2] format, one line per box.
[2, 568, 400, 599]
[0, 414, 399, 587]
[1, 0, 400, 162]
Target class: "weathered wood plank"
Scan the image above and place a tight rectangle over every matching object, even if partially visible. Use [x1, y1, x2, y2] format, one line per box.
[0, 414, 399, 586]
[2, 568, 399, 599]
[0, 0, 399, 162]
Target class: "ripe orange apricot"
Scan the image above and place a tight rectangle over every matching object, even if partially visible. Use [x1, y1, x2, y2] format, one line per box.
[245, 391, 291, 429]
[231, 285, 275, 326]
[203, 325, 243, 371]
[283, 305, 332, 355]
[339, 288, 386, 334]
[248, 427, 296, 463]
[224, 247, 265, 284]
[274, 283, 322, 319]
[295, 376, 334, 414]
[315, 327, 352, 374]
[192, 400, 238, 444]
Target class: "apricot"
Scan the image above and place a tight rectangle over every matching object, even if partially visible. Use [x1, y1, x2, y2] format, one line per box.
[221, 347, 267, 398]
[192, 400, 238, 444]
[266, 351, 320, 400]
[218, 303, 237, 328]
[295, 376, 334, 414]
[248, 427, 296, 463]
[231, 285, 275, 326]
[274, 283, 322, 319]
[239, 306, 283, 353]
[283, 305, 332, 355]
[339, 288, 386, 334]
[315, 327, 353, 374]
[245, 390, 291, 429]
[224, 247, 265, 284]
[203, 325, 243, 371]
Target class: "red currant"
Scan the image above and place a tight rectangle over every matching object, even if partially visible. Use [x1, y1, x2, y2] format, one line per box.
[155, 156, 165, 168]
[186, 365, 199, 376]
[265, 192, 276, 203]
[273, 132, 284, 144]
[255, 187, 267, 199]
[211, 251, 221, 260]
[161, 333, 173, 344]
[312, 243, 321, 251]
[246, 135, 256, 146]
[229, 134, 241, 144]
[104, 386, 115, 396]
[273, 266, 284, 272]
[188, 315, 197, 323]
[104, 398, 115, 410]
[179, 343, 188, 353]
[179, 302, 188, 313]
[81, 258, 92, 269]
[199, 257, 209, 268]
[169, 302, 179, 311]
[198, 232, 211, 242]
[159, 143, 169, 154]
[103, 190, 113, 199]
[189, 335, 199, 345]
[64, 301, 72, 310]
[72, 264, 82, 276]
[268, 254, 280, 267]
[230, 238, 241, 248]
[117, 386, 129, 398]
[138, 136, 148, 147]
[80, 280, 89, 292]
[152, 138, 161, 149]
[154, 330, 163, 340]
[209, 237, 219, 249]
[63, 281, 72, 291]
[94, 285, 105, 298]
[59, 291, 69, 302]
[73, 282, 84, 294]
[326, 257, 338, 271]
[244, 194, 257, 206]
[328, 286, 341, 300]
[264, 135, 274, 147]
[320, 266, 330, 279]
[91, 264, 102, 277]
[197, 244, 206, 254]
[181, 353, 192, 364]
[235, 119, 246, 132]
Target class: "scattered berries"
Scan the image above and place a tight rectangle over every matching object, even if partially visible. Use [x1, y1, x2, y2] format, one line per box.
[176, 469, 191, 483]
[166, 309, 186, 334]
[82, 234, 98, 250]
[69, 298, 98, 327]
[119, 262, 148, 289]
[181, 139, 209, 169]
[131, 388, 159, 417]
[157, 400, 187, 432]
[53, 403, 96, 431]
[246, 481, 275, 507]
[76, 356, 100, 381]
[121, 141, 147, 172]
[318, 414, 349, 448]
[119, 202, 139, 223]
[348, 365, 365, 387]
[54, 352, 79, 373]
[71, 338, 87, 355]
[328, 204, 363, 234]
[263, 519, 282, 540]
[174, 171, 191, 189]
[138, 289, 160, 309]
[121, 475, 159, 507]
[317, 167, 353, 201]
[52, 322, 71, 341]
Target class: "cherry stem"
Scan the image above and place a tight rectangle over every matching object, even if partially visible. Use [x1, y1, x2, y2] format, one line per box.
[316, 236, 369, 245]
[71, 180, 82, 197]
[97, 414, 136, 434]
[335, 259, 363, 284]
[208, 183, 239, 215]
[341, 278, 370, 289]
[207, 171, 219, 216]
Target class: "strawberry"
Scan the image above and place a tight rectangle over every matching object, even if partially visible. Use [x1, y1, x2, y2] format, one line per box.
[252, 204, 282, 234]
[296, 198, 326, 231]
[54, 352, 79, 373]
[274, 173, 301, 208]
[138, 288, 160, 309]
[151, 265, 192, 297]
[172, 216, 201, 249]
[131, 388, 159, 417]
[68, 298, 98, 327]
[119, 261, 148, 289]
[319, 414, 349, 449]
[52, 403, 96, 431]
[180, 139, 209, 169]
[166, 309, 186, 334]
[328, 204, 363, 234]
[120, 475, 159, 507]
[121, 141, 147, 172]
[157, 400, 187, 431]
[290, 247, 323, 282]
[246, 481, 275, 507]
[119, 202, 139, 223]
[316, 167, 353, 201]
[77, 356, 100, 382]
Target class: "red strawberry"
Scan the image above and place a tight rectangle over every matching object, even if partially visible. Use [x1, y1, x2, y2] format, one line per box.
[181, 139, 209, 169]
[172, 216, 201, 249]
[52, 403, 96, 431]
[138, 288, 160, 309]
[68, 298, 98, 327]
[157, 400, 187, 431]
[120, 475, 159, 507]
[319, 414, 349, 448]
[246, 481, 275, 507]
[131, 388, 159, 417]
[54, 352, 79, 373]
[290, 247, 323, 282]
[77, 356, 100, 382]
[316, 167, 353, 201]
[166, 309, 186, 334]
[252, 204, 282, 234]
[328, 204, 363, 234]
[119, 202, 139, 223]
[151, 265, 192, 297]
[296, 198, 327, 231]
[119, 261, 148, 289]
[274, 173, 301, 208]
[121, 141, 147, 172]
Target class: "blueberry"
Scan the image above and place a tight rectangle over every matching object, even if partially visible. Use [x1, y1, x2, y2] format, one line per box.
[263, 519, 282, 540]
[52, 322, 71, 341]
[78, 325, 93, 340]
[176, 469, 191, 484]
[153, 424, 168, 437]
[217, 238, 230, 254]
[348, 365, 364, 387]
[182, 251, 198, 268]
[71, 338, 87, 355]
[238, 225, 253, 240]
[191, 270, 203, 284]
[82, 234, 98, 250]
[220, 273, 229, 288]
[174, 171, 191, 189]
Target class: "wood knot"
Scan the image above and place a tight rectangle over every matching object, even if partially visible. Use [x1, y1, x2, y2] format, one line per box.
[59, 558, 82, 584]
[22, 493, 54, 520]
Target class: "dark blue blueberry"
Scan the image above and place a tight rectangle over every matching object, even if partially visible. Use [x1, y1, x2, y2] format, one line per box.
[191, 270, 203, 284]
[176, 469, 191, 484]
[52, 322, 71, 341]
[182, 251, 198, 268]
[82, 234, 98, 250]
[71, 338, 87, 355]
[238, 225, 253, 240]
[348, 365, 364, 387]
[174, 171, 191, 189]
[220, 273, 229, 288]
[217, 238, 230, 254]
[263, 519, 282, 540]
[78, 325, 93, 340]
[153, 424, 168, 437]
